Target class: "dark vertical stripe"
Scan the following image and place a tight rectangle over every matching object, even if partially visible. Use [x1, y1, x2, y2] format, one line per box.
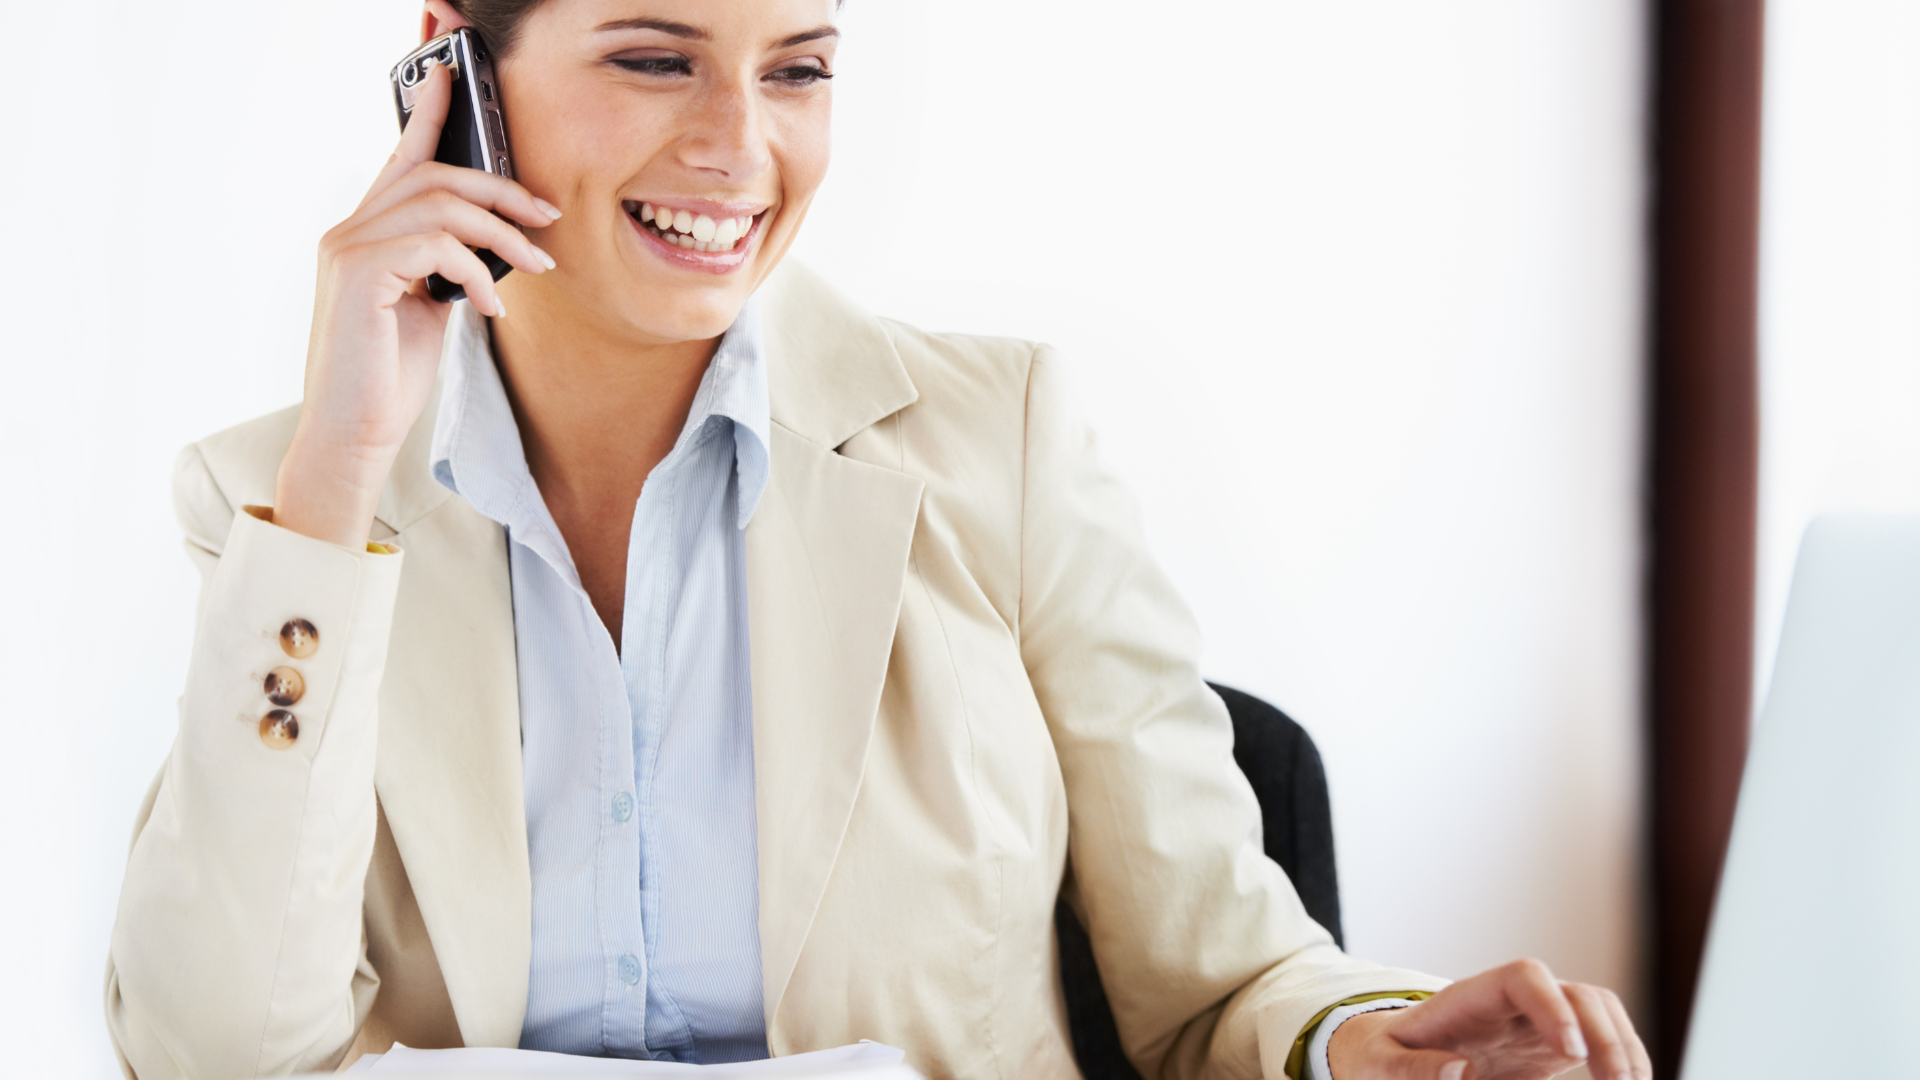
[1648, 1, 1765, 1075]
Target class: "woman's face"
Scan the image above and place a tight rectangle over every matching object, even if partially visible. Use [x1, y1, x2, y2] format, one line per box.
[483, 0, 837, 344]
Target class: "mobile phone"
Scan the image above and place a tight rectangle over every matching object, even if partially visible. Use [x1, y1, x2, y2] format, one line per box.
[390, 29, 514, 304]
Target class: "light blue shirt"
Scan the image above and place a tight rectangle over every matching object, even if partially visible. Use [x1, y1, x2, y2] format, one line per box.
[429, 301, 771, 1063]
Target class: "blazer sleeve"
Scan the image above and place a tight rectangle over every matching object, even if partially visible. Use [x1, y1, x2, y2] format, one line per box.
[105, 443, 403, 1080]
[1015, 346, 1448, 1080]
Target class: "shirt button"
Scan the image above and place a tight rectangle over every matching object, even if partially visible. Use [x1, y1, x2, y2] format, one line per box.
[264, 666, 305, 706]
[279, 619, 319, 659]
[617, 954, 641, 985]
[259, 709, 299, 749]
[612, 792, 634, 823]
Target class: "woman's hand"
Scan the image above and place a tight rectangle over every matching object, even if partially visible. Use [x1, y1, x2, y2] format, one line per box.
[275, 62, 560, 547]
[1327, 959, 1651, 1080]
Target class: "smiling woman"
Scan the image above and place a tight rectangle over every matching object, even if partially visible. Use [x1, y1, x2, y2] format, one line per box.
[99, 3, 1648, 1080]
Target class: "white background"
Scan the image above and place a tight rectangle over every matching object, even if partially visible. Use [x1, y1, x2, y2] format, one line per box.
[1755, 2, 1920, 707]
[0, 2, 1648, 1075]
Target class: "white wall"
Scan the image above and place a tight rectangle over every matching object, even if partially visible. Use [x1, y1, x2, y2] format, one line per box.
[0, 3, 1646, 1075]
[1756, 2, 1920, 706]
[800, 0, 1647, 1010]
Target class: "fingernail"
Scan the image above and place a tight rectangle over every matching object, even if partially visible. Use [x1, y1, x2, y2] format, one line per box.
[493, 298, 507, 318]
[1564, 1027, 1588, 1058]
[533, 198, 563, 220]
[531, 244, 556, 270]
[1440, 1062, 1466, 1080]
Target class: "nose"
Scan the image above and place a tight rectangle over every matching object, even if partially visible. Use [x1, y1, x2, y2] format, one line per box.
[677, 73, 774, 181]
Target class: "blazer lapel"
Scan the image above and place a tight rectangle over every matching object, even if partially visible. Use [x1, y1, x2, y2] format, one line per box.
[749, 263, 923, 1034]
[369, 397, 533, 1049]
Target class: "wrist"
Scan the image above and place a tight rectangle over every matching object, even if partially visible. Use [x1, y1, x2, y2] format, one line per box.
[1324, 1007, 1403, 1080]
[274, 427, 397, 548]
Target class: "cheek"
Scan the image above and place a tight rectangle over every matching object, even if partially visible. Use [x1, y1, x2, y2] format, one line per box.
[772, 101, 834, 208]
[506, 76, 667, 205]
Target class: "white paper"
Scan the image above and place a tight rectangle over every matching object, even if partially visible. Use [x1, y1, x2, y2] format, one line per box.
[359, 1041, 919, 1079]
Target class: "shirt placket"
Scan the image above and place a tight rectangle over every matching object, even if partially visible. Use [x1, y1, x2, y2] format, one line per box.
[628, 450, 686, 1059]
[593, 532, 647, 1057]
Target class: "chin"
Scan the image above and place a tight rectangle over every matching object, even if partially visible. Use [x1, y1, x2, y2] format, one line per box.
[618, 281, 755, 344]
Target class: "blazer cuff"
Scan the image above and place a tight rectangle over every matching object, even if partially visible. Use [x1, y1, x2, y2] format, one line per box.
[1243, 946, 1449, 1080]
[1301, 995, 1427, 1080]
[184, 504, 403, 766]
[240, 504, 402, 556]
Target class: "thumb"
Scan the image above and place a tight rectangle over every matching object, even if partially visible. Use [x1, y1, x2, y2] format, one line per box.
[1384, 1047, 1472, 1080]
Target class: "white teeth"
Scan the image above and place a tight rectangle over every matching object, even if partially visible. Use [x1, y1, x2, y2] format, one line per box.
[631, 205, 754, 252]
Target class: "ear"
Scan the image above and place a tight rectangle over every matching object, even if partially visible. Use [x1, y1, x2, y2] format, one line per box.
[421, 0, 473, 44]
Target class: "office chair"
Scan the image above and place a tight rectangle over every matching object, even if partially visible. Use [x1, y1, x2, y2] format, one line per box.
[1056, 683, 1344, 1080]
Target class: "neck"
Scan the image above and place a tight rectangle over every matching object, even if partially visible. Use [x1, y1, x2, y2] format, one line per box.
[488, 283, 718, 518]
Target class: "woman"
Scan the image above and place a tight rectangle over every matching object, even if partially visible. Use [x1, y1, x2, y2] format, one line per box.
[105, 2, 1650, 1079]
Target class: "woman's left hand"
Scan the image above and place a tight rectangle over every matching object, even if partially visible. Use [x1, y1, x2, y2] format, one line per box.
[1326, 959, 1652, 1080]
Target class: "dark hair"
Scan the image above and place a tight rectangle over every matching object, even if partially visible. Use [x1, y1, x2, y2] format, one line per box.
[446, 1, 545, 59]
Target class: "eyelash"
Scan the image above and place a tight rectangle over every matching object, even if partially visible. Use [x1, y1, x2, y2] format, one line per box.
[609, 57, 834, 85]
[773, 65, 833, 86]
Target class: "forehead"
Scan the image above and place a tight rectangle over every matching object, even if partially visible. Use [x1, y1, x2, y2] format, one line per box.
[536, 0, 839, 43]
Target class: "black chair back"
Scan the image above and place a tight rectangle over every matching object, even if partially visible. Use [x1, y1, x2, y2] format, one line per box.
[1055, 683, 1343, 1080]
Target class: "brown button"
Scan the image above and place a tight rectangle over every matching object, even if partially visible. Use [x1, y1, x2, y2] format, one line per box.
[259, 710, 299, 749]
[279, 618, 319, 659]
[264, 667, 305, 707]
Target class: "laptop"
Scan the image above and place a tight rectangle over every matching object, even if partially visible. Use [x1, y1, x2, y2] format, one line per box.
[1681, 516, 1920, 1079]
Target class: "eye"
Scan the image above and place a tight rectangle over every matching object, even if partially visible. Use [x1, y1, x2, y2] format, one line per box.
[610, 55, 693, 77]
[767, 63, 832, 87]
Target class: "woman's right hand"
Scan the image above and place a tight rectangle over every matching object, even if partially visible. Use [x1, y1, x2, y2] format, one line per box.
[274, 62, 559, 547]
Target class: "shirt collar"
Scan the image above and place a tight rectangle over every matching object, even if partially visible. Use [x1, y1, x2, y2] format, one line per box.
[428, 296, 772, 537]
[685, 295, 770, 529]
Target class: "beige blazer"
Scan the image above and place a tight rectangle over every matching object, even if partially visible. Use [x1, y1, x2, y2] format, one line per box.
[105, 263, 1442, 1080]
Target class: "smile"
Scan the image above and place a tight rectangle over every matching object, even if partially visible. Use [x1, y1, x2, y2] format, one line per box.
[623, 201, 760, 254]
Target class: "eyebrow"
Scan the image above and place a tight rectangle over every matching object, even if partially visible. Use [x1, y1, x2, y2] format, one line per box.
[593, 18, 708, 39]
[590, 18, 840, 49]
[776, 26, 839, 48]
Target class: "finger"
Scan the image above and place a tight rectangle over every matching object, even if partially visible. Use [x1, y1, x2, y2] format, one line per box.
[1600, 989, 1653, 1080]
[340, 190, 553, 275]
[360, 63, 456, 208]
[1564, 984, 1629, 1080]
[1498, 959, 1585, 1059]
[356, 160, 561, 232]
[1389, 962, 1577, 1056]
[354, 232, 507, 317]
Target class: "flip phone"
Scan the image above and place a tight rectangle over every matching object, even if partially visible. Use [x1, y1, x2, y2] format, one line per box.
[390, 29, 514, 304]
